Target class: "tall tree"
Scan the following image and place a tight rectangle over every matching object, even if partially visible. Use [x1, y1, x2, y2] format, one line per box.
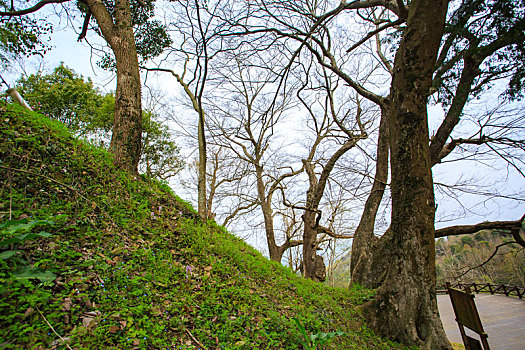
[216, 0, 450, 346]
[143, 0, 225, 218]
[0, 0, 171, 173]
[208, 58, 304, 262]
[85, 0, 143, 173]
[360, 1, 450, 347]
[351, 0, 525, 288]
[292, 68, 368, 280]
[16, 64, 184, 181]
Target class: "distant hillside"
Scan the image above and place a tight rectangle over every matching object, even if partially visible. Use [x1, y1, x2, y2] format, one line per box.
[436, 230, 525, 288]
[0, 102, 405, 349]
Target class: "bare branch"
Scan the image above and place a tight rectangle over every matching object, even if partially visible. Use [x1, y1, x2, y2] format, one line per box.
[455, 241, 517, 279]
[0, 0, 70, 16]
[435, 217, 524, 238]
[78, 9, 92, 41]
[317, 225, 354, 239]
[346, 17, 404, 53]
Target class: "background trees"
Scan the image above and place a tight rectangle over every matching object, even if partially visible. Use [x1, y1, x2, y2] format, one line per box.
[17, 64, 183, 181]
[2, 0, 524, 348]
[1, 0, 171, 173]
[436, 231, 525, 288]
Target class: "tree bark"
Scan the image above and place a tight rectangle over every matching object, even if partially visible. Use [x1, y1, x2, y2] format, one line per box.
[350, 106, 389, 286]
[197, 107, 207, 219]
[255, 164, 281, 261]
[361, 1, 452, 348]
[302, 136, 364, 279]
[302, 209, 318, 279]
[86, 0, 142, 174]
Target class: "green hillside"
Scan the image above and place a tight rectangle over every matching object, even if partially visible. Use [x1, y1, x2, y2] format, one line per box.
[0, 103, 405, 349]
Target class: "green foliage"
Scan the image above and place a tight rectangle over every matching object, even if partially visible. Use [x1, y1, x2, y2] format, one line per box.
[436, 232, 525, 288]
[0, 102, 407, 349]
[140, 111, 184, 181]
[460, 236, 474, 247]
[0, 218, 56, 285]
[0, 1, 52, 65]
[16, 63, 112, 137]
[348, 283, 376, 304]
[16, 64, 184, 181]
[294, 317, 345, 349]
[93, 0, 172, 70]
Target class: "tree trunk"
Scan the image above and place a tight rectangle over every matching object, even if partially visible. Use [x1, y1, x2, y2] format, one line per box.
[350, 107, 389, 286]
[198, 108, 207, 219]
[255, 164, 281, 261]
[302, 135, 364, 279]
[87, 0, 142, 174]
[362, 1, 452, 349]
[302, 209, 318, 279]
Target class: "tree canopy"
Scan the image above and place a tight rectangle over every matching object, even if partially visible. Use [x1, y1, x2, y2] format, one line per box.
[17, 64, 184, 181]
[0, 1, 51, 66]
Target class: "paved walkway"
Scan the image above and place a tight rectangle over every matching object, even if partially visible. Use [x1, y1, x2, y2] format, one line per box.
[437, 294, 525, 350]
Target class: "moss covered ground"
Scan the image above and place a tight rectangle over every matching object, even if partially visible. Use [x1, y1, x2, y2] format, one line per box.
[0, 102, 408, 349]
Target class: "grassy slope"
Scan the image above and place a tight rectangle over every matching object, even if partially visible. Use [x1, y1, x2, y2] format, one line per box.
[0, 103, 406, 349]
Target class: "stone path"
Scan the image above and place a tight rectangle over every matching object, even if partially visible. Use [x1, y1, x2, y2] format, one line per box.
[437, 294, 525, 350]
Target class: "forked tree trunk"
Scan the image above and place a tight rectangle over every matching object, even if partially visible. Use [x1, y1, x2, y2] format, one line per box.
[361, 1, 452, 349]
[350, 107, 389, 286]
[87, 0, 142, 174]
[302, 135, 363, 280]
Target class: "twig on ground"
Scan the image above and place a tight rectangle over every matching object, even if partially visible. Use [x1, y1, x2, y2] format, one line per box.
[36, 306, 73, 350]
[186, 328, 208, 350]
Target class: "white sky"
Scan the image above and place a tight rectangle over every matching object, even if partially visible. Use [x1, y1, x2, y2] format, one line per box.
[4, 7, 524, 256]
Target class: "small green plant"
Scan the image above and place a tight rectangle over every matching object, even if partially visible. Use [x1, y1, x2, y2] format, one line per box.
[0, 218, 56, 284]
[293, 317, 345, 349]
[0, 104, 410, 349]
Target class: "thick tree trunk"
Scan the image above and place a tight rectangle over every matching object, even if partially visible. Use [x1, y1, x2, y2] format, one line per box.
[87, 0, 142, 174]
[302, 210, 318, 279]
[109, 34, 142, 173]
[350, 107, 389, 286]
[362, 1, 452, 349]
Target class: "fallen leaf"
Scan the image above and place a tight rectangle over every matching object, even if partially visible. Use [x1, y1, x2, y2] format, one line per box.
[152, 306, 162, 316]
[24, 308, 35, 318]
[109, 325, 119, 333]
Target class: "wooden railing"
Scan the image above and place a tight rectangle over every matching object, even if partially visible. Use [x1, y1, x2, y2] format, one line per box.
[437, 282, 524, 299]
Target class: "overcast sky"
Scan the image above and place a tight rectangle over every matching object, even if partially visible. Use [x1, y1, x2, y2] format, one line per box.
[4, 10, 524, 256]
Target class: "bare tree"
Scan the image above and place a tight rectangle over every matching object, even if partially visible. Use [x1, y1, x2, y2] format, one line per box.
[285, 65, 368, 280]
[207, 55, 306, 262]
[142, 0, 225, 218]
